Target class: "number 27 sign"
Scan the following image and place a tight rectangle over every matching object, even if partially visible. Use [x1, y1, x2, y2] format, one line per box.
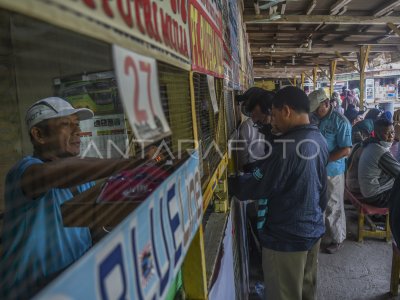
[113, 45, 171, 142]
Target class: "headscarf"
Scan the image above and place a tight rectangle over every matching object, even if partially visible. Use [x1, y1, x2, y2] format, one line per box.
[365, 108, 381, 121]
[344, 104, 363, 125]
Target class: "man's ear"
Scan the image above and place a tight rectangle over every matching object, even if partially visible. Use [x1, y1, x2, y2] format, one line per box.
[283, 105, 291, 118]
[30, 127, 46, 144]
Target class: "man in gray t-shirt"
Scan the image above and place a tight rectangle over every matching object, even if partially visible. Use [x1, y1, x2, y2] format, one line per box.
[359, 119, 400, 207]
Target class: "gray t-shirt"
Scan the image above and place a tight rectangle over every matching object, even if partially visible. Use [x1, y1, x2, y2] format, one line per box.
[358, 142, 400, 198]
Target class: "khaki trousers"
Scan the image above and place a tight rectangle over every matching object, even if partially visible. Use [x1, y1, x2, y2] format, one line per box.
[262, 239, 320, 300]
[325, 174, 346, 244]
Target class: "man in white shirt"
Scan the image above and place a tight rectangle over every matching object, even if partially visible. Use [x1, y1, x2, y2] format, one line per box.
[237, 87, 275, 172]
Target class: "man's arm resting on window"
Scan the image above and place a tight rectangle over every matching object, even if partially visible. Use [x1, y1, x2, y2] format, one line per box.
[21, 157, 143, 199]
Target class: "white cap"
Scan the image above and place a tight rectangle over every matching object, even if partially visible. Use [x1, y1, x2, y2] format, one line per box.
[25, 97, 94, 130]
[309, 89, 329, 112]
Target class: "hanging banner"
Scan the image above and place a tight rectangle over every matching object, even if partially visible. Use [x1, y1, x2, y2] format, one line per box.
[113, 45, 171, 142]
[36, 152, 203, 300]
[22, 0, 191, 62]
[207, 75, 219, 114]
[228, 0, 240, 66]
[189, 0, 224, 77]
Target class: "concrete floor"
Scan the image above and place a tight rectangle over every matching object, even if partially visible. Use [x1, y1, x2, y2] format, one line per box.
[317, 204, 397, 300]
[249, 203, 399, 300]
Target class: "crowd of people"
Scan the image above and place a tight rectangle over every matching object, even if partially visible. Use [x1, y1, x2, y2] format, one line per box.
[1, 87, 399, 299]
[235, 85, 400, 300]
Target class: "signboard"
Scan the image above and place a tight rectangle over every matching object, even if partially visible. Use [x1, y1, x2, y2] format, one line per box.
[36, 151, 203, 300]
[397, 79, 400, 99]
[189, 0, 224, 77]
[113, 45, 171, 142]
[365, 78, 375, 103]
[80, 114, 129, 158]
[207, 75, 219, 114]
[228, 0, 240, 66]
[38, 0, 190, 62]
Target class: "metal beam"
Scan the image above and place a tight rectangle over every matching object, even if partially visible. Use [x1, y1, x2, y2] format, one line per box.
[303, 72, 314, 82]
[249, 39, 400, 46]
[244, 15, 400, 25]
[251, 45, 398, 54]
[387, 22, 400, 37]
[318, 65, 330, 80]
[335, 51, 360, 72]
[330, 0, 352, 15]
[246, 29, 389, 36]
[374, 0, 400, 17]
[306, 0, 317, 15]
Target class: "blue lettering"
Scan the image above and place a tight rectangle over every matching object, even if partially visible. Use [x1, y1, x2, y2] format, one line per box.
[167, 184, 182, 266]
[150, 200, 170, 297]
[98, 245, 127, 300]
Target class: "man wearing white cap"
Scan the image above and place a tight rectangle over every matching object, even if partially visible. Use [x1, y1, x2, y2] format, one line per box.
[309, 89, 352, 254]
[0, 97, 139, 298]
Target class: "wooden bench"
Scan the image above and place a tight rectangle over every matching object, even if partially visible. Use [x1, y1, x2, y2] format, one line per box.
[390, 243, 400, 296]
[344, 187, 391, 242]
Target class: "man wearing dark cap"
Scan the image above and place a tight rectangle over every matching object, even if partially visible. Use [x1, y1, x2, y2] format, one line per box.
[234, 87, 329, 300]
[0, 97, 145, 298]
[236, 87, 275, 171]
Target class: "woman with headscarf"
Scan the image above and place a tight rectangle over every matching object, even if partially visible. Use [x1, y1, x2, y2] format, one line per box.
[331, 92, 344, 115]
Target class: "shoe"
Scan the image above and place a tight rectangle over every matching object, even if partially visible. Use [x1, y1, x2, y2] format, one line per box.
[326, 243, 343, 254]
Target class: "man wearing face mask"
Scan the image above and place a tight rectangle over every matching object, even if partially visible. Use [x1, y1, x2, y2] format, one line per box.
[237, 87, 275, 172]
[358, 119, 400, 207]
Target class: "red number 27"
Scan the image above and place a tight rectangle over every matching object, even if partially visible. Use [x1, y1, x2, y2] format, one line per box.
[124, 56, 156, 124]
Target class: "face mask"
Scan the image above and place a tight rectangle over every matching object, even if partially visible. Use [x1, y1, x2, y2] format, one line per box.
[258, 123, 272, 135]
[380, 141, 393, 148]
[253, 121, 264, 129]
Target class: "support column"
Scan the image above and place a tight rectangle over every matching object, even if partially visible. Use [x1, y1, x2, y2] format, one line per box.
[358, 45, 371, 110]
[301, 73, 305, 90]
[182, 226, 208, 299]
[329, 60, 337, 97]
[313, 67, 317, 90]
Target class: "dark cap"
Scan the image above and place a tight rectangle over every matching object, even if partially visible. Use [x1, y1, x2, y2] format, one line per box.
[238, 87, 275, 117]
[237, 87, 271, 103]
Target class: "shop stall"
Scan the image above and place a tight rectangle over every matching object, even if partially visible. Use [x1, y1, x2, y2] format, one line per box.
[0, 0, 253, 299]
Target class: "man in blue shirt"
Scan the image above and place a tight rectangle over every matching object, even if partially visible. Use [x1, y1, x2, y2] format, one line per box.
[309, 89, 352, 254]
[1, 97, 143, 298]
[234, 87, 329, 300]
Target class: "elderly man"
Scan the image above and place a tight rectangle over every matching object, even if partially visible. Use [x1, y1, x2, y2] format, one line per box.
[0, 97, 141, 298]
[309, 89, 352, 254]
[234, 87, 329, 300]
